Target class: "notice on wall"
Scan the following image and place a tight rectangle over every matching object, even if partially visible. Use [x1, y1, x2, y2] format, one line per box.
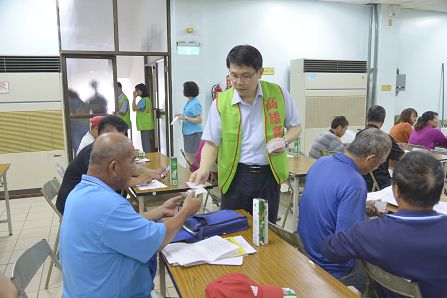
[263, 67, 275, 75]
[0, 81, 9, 94]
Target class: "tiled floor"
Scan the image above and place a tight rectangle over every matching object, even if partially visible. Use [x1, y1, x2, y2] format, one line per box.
[0, 188, 296, 298]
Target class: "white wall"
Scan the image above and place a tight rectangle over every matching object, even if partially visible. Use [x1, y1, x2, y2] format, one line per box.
[375, 5, 400, 132]
[395, 9, 447, 121]
[171, 0, 370, 161]
[0, 0, 59, 55]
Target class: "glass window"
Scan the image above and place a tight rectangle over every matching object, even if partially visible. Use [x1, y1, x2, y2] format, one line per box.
[117, 0, 168, 52]
[66, 58, 114, 116]
[59, 0, 115, 51]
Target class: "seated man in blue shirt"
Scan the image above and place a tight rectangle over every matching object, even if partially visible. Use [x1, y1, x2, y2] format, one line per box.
[59, 132, 202, 298]
[298, 128, 392, 292]
[322, 151, 447, 298]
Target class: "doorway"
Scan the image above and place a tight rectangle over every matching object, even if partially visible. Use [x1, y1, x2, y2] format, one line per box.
[63, 54, 171, 160]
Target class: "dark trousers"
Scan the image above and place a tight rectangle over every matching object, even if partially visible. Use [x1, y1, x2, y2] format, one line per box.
[221, 163, 280, 223]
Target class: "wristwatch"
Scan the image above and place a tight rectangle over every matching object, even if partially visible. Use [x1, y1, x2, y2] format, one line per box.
[283, 137, 289, 147]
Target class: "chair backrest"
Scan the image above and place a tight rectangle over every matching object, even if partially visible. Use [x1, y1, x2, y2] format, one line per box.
[180, 149, 196, 170]
[361, 260, 423, 298]
[320, 150, 334, 157]
[41, 178, 62, 219]
[11, 239, 60, 291]
[369, 172, 380, 192]
[55, 163, 66, 178]
[268, 222, 307, 256]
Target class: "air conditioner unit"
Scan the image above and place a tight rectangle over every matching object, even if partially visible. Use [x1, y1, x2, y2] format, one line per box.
[290, 59, 367, 156]
[0, 56, 66, 193]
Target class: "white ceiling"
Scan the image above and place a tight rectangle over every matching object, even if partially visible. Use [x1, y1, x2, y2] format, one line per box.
[320, 0, 447, 13]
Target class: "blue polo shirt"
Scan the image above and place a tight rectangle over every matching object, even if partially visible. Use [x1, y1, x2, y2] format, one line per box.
[60, 175, 166, 298]
[182, 97, 203, 135]
[322, 210, 447, 297]
[298, 153, 367, 278]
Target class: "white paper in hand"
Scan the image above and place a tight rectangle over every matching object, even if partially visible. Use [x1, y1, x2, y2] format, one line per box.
[170, 115, 180, 125]
[266, 138, 285, 154]
[186, 181, 207, 196]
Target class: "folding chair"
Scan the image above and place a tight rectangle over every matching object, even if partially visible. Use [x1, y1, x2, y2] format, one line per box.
[11, 239, 61, 295]
[268, 222, 307, 257]
[180, 149, 196, 171]
[202, 163, 221, 212]
[40, 178, 62, 289]
[361, 260, 423, 298]
[55, 163, 66, 179]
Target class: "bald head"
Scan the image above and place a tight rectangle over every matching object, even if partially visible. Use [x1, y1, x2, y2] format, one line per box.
[88, 133, 136, 190]
[90, 133, 133, 166]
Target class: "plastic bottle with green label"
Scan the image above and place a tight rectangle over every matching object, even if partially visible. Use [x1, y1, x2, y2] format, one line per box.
[170, 157, 178, 187]
[293, 137, 301, 157]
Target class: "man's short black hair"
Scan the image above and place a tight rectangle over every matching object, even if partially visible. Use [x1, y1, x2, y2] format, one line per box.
[367, 105, 386, 123]
[226, 45, 263, 70]
[392, 151, 444, 208]
[98, 115, 129, 135]
[117, 82, 122, 88]
[183, 81, 199, 97]
[331, 116, 349, 129]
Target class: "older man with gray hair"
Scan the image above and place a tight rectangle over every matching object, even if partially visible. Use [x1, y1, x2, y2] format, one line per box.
[59, 132, 202, 298]
[298, 128, 392, 292]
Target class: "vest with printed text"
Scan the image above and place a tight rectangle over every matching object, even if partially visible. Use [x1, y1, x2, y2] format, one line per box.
[217, 80, 289, 194]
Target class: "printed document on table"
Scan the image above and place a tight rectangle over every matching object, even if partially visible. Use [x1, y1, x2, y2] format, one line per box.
[136, 180, 167, 190]
[162, 235, 240, 266]
[135, 158, 150, 164]
[224, 235, 257, 257]
[367, 186, 447, 215]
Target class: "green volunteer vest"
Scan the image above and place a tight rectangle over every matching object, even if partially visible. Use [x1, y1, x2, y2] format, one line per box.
[217, 80, 289, 194]
[118, 93, 131, 128]
[136, 96, 154, 131]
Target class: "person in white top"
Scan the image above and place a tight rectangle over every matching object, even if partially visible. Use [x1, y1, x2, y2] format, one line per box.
[76, 116, 104, 155]
[190, 45, 302, 222]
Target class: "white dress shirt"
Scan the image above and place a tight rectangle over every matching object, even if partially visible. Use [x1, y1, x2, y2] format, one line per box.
[202, 82, 301, 165]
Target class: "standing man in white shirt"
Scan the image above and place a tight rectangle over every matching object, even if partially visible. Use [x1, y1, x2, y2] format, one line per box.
[76, 115, 104, 155]
[190, 45, 302, 222]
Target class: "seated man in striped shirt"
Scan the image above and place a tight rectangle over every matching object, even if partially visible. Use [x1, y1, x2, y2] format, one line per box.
[322, 151, 447, 297]
[309, 116, 349, 159]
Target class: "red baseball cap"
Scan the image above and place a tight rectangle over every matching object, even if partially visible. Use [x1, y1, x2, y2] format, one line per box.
[205, 273, 283, 298]
[90, 116, 104, 127]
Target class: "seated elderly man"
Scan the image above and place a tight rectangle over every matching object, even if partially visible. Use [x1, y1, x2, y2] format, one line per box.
[298, 128, 391, 291]
[309, 116, 349, 159]
[322, 151, 447, 297]
[59, 132, 202, 297]
[56, 115, 160, 214]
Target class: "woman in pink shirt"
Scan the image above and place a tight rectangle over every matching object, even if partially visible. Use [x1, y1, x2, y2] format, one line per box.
[409, 111, 447, 149]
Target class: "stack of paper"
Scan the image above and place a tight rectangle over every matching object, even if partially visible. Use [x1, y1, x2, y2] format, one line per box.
[366, 186, 447, 215]
[135, 158, 150, 164]
[162, 235, 256, 267]
[136, 180, 167, 190]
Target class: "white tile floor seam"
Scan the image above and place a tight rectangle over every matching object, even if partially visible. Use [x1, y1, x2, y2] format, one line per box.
[0, 190, 297, 297]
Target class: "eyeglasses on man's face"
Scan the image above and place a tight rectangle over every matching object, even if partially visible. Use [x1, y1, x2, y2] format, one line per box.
[228, 70, 258, 82]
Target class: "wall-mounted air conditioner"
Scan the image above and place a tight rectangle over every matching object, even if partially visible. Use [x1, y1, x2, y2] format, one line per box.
[290, 59, 367, 156]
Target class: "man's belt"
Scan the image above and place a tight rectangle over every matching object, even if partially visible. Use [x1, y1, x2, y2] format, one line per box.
[237, 163, 270, 173]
